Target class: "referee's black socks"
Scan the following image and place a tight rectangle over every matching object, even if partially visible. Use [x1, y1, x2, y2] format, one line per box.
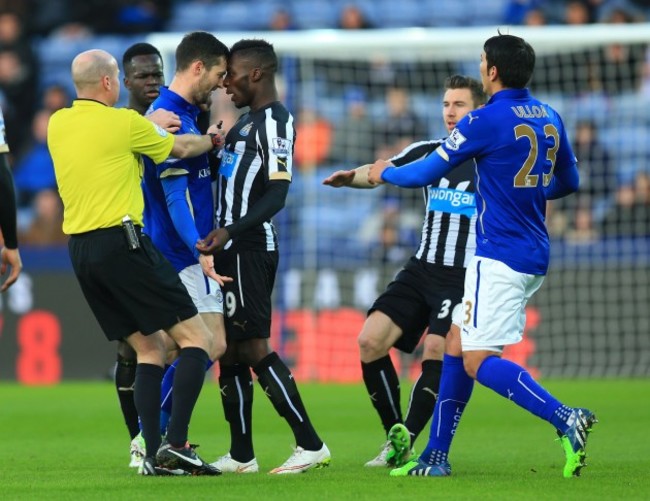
[166, 347, 210, 448]
[134, 363, 164, 457]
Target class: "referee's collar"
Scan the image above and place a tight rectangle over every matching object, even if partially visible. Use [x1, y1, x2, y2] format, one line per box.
[158, 87, 200, 118]
[487, 88, 531, 104]
[73, 98, 110, 107]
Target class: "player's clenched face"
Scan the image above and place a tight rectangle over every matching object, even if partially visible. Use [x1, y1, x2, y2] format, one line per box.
[194, 57, 227, 108]
[442, 88, 475, 133]
[223, 54, 253, 109]
[124, 54, 164, 109]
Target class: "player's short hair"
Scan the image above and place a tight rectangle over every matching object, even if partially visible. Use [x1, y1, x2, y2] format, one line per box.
[175, 31, 229, 72]
[484, 34, 535, 89]
[122, 43, 162, 74]
[444, 75, 487, 107]
[229, 39, 278, 74]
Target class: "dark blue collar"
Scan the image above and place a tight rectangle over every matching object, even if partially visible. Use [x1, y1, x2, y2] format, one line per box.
[488, 88, 531, 104]
[159, 87, 200, 119]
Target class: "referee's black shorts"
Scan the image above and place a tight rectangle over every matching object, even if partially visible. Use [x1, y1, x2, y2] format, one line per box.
[215, 247, 278, 341]
[369, 257, 465, 353]
[69, 226, 197, 341]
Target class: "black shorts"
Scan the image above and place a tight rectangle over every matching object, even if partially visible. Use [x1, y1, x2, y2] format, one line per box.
[68, 226, 197, 341]
[215, 248, 278, 341]
[370, 257, 465, 353]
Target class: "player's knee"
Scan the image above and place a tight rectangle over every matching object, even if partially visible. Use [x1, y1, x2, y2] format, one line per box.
[358, 332, 389, 361]
[462, 355, 480, 379]
[210, 335, 227, 361]
[117, 339, 137, 361]
[238, 338, 270, 367]
[422, 334, 445, 360]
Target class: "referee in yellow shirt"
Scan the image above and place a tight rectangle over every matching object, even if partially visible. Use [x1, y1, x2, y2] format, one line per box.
[48, 49, 223, 476]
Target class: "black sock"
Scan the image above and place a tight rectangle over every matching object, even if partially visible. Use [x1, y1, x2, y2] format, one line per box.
[361, 355, 402, 435]
[254, 352, 322, 451]
[166, 347, 209, 447]
[134, 363, 163, 457]
[219, 364, 254, 462]
[115, 354, 140, 440]
[404, 359, 442, 443]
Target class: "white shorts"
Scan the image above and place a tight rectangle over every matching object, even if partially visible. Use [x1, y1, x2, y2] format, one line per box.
[460, 256, 544, 352]
[179, 264, 224, 314]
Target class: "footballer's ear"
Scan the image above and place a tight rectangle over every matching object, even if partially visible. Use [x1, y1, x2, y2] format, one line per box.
[489, 65, 498, 82]
[250, 67, 262, 82]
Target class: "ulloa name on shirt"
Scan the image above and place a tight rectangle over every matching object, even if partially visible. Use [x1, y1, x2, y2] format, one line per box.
[510, 105, 549, 119]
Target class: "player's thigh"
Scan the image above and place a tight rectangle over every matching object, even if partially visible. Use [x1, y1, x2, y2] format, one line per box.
[166, 313, 213, 352]
[369, 260, 430, 354]
[200, 311, 227, 360]
[460, 257, 544, 350]
[358, 310, 403, 355]
[217, 249, 277, 340]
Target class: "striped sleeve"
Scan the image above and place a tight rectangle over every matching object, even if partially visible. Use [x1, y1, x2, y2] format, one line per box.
[390, 139, 444, 167]
[263, 107, 293, 182]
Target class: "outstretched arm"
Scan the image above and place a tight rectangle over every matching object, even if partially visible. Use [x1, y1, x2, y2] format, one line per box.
[368, 150, 453, 188]
[323, 164, 378, 189]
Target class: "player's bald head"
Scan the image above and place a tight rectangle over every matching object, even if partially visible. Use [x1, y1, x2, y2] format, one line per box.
[72, 49, 118, 92]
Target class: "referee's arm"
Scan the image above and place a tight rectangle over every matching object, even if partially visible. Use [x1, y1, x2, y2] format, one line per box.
[170, 133, 215, 159]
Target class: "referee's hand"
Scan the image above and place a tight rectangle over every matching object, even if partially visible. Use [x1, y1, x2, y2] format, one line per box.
[147, 108, 181, 133]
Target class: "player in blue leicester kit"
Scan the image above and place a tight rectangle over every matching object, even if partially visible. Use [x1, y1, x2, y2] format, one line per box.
[140, 32, 230, 472]
[369, 34, 597, 479]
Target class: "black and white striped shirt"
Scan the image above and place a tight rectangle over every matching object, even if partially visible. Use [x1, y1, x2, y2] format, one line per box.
[216, 102, 294, 251]
[390, 139, 476, 268]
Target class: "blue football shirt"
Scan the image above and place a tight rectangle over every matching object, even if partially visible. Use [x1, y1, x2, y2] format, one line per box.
[142, 87, 214, 272]
[383, 88, 578, 275]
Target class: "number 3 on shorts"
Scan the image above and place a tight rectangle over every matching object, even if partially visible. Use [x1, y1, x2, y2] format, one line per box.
[437, 299, 452, 319]
[463, 299, 473, 325]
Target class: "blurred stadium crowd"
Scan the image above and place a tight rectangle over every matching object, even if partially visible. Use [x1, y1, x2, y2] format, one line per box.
[1, 0, 650, 266]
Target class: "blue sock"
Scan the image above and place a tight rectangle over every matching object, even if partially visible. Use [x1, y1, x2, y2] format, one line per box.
[476, 356, 564, 427]
[421, 354, 474, 465]
[159, 363, 176, 435]
[159, 359, 214, 436]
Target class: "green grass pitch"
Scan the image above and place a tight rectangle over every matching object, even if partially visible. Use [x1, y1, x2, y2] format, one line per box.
[2, 379, 648, 500]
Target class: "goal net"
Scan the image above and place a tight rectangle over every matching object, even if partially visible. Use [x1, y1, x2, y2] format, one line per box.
[151, 24, 650, 380]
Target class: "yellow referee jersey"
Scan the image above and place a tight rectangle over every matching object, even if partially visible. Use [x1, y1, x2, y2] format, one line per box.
[48, 99, 174, 234]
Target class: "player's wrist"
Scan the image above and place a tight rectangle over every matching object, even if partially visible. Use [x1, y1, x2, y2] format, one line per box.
[208, 133, 224, 151]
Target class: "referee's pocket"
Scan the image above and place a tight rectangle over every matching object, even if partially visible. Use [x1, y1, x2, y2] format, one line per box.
[139, 236, 159, 266]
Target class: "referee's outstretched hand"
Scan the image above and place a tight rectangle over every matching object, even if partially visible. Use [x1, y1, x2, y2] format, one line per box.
[197, 227, 229, 255]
